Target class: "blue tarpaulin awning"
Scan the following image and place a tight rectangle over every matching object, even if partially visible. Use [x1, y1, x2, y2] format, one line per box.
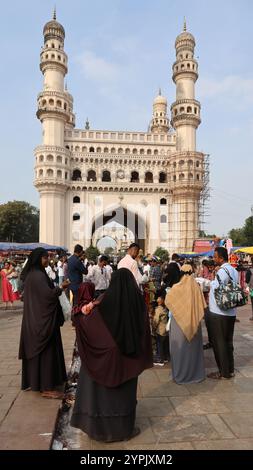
[0, 242, 68, 252]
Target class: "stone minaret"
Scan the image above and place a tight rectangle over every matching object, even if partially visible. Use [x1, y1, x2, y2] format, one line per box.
[150, 89, 170, 134]
[169, 20, 205, 252]
[34, 10, 75, 246]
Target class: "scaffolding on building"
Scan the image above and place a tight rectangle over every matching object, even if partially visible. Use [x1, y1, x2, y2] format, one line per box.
[198, 153, 211, 235]
[168, 151, 211, 253]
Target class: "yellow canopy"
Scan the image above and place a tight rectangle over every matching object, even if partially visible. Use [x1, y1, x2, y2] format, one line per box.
[234, 247, 253, 254]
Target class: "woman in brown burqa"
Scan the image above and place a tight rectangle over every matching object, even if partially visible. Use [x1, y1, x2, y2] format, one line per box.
[70, 268, 153, 442]
[19, 248, 69, 398]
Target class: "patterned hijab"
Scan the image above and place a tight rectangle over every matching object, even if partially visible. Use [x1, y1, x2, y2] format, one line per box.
[165, 264, 206, 341]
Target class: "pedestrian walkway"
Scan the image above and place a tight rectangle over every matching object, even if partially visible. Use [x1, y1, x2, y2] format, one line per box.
[1, 303, 253, 450]
[0, 305, 75, 450]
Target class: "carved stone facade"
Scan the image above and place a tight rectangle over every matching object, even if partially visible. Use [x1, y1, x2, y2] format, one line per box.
[34, 13, 206, 254]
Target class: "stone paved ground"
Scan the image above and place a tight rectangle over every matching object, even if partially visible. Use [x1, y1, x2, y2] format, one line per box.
[1, 301, 253, 450]
[0, 302, 75, 450]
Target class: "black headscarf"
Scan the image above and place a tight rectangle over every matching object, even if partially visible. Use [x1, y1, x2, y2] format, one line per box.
[99, 268, 146, 357]
[163, 262, 181, 288]
[21, 248, 50, 285]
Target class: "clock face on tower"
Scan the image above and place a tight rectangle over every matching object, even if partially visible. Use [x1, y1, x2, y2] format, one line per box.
[117, 170, 124, 179]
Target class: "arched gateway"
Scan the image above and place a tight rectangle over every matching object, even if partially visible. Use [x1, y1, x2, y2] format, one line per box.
[34, 13, 207, 254]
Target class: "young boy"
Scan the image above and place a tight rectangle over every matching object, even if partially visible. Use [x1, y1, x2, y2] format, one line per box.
[152, 292, 170, 366]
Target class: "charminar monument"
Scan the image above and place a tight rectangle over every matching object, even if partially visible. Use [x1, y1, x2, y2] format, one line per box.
[34, 11, 208, 254]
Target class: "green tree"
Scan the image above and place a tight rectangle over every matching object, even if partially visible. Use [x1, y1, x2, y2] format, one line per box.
[154, 247, 169, 262]
[104, 247, 114, 257]
[85, 245, 100, 261]
[0, 201, 39, 242]
[243, 216, 253, 246]
[228, 228, 246, 246]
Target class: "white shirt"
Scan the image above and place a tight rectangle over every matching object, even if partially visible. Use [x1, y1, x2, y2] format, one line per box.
[57, 261, 64, 278]
[105, 264, 113, 281]
[209, 262, 239, 316]
[87, 265, 110, 290]
[117, 254, 143, 286]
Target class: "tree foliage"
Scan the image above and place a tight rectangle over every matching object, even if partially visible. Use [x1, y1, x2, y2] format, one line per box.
[228, 216, 253, 246]
[104, 246, 114, 256]
[153, 247, 169, 262]
[0, 201, 39, 242]
[85, 245, 100, 261]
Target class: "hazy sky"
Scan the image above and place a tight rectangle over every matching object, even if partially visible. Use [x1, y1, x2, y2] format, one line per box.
[1, 0, 253, 237]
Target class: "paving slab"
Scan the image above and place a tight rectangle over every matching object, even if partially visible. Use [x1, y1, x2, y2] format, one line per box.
[1, 302, 253, 450]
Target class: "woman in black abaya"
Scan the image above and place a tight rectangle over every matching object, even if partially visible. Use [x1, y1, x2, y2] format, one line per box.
[71, 268, 153, 442]
[19, 248, 69, 398]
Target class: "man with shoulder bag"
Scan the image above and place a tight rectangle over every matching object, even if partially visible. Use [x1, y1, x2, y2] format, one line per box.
[207, 247, 245, 379]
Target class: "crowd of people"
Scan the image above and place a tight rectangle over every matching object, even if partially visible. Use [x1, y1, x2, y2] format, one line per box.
[0, 242, 251, 442]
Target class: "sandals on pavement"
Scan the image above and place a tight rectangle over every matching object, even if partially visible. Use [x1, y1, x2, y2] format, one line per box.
[41, 391, 64, 399]
[207, 371, 234, 380]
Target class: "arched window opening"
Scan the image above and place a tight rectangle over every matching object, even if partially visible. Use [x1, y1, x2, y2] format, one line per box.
[65, 145, 70, 150]
[179, 173, 185, 180]
[75, 146, 80, 152]
[57, 156, 62, 163]
[49, 99, 54, 106]
[39, 169, 43, 177]
[187, 106, 192, 113]
[159, 172, 167, 183]
[133, 148, 137, 154]
[196, 161, 200, 167]
[87, 170, 96, 182]
[160, 198, 167, 205]
[89, 147, 95, 152]
[160, 215, 167, 223]
[111, 148, 116, 154]
[97, 147, 101, 153]
[189, 173, 193, 179]
[57, 170, 62, 178]
[140, 149, 145, 155]
[173, 175, 176, 182]
[46, 154, 54, 162]
[39, 155, 44, 162]
[104, 147, 109, 153]
[72, 169, 82, 181]
[154, 149, 158, 155]
[102, 170, 111, 182]
[73, 196, 80, 203]
[197, 174, 200, 180]
[47, 169, 54, 177]
[180, 107, 185, 113]
[147, 149, 152, 155]
[145, 172, 153, 183]
[131, 171, 139, 183]
[73, 213, 80, 221]
[179, 160, 185, 166]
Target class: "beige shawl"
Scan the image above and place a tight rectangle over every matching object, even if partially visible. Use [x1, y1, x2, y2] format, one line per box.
[165, 264, 206, 342]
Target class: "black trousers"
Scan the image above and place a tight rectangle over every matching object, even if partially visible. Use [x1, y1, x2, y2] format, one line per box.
[157, 334, 170, 362]
[208, 311, 235, 378]
[204, 307, 212, 345]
